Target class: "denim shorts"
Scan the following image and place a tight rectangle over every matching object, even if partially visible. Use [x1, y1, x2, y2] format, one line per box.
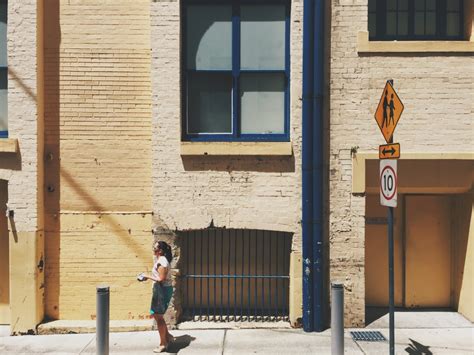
[150, 283, 173, 315]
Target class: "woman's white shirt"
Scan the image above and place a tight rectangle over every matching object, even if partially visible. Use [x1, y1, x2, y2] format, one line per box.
[152, 256, 172, 286]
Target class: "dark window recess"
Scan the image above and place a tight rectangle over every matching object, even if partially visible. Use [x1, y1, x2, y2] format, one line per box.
[368, 0, 464, 41]
[179, 229, 292, 322]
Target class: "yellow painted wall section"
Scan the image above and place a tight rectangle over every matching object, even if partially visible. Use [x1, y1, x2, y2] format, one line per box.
[0, 181, 9, 324]
[405, 196, 452, 307]
[365, 194, 404, 306]
[44, 0, 153, 320]
[289, 251, 302, 327]
[9, 231, 44, 334]
[458, 194, 474, 321]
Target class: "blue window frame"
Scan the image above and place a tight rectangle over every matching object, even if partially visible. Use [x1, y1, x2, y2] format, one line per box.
[0, 0, 7, 138]
[182, 0, 290, 142]
[369, 0, 464, 41]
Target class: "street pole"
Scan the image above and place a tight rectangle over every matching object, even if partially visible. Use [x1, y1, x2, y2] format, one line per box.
[388, 205, 394, 355]
[331, 282, 344, 355]
[96, 285, 110, 355]
[387, 79, 395, 355]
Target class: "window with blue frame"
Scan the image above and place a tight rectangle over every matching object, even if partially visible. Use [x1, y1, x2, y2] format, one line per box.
[183, 0, 290, 142]
[0, 0, 7, 137]
[369, 0, 464, 41]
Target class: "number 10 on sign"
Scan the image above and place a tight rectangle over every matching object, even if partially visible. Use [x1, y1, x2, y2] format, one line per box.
[380, 160, 397, 207]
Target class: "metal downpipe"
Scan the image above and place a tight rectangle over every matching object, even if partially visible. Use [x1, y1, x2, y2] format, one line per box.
[302, 0, 325, 332]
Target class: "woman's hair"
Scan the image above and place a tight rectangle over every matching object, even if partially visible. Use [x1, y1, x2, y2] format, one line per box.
[154, 241, 172, 263]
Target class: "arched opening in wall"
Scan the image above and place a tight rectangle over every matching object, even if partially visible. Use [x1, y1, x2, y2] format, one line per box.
[0, 179, 9, 324]
[364, 159, 473, 325]
[178, 229, 292, 323]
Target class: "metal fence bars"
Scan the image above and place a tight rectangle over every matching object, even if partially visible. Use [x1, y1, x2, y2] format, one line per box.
[180, 229, 292, 322]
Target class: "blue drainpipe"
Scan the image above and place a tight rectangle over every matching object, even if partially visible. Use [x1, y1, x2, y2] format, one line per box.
[302, 0, 325, 332]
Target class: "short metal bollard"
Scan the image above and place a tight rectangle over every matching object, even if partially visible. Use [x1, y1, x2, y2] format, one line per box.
[331, 282, 344, 355]
[96, 285, 110, 355]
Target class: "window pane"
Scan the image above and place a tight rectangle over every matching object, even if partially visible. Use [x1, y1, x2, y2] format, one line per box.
[368, 13, 377, 37]
[415, 0, 425, 11]
[187, 73, 232, 134]
[368, 0, 376, 12]
[426, 12, 436, 35]
[240, 73, 285, 134]
[447, 0, 460, 11]
[0, 68, 7, 132]
[241, 5, 285, 70]
[387, 12, 397, 35]
[0, 1, 6, 67]
[398, 12, 408, 36]
[447, 13, 460, 36]
[426, 0, 436, 11]
[399, 0, 408, 11]
[387, 0, 397, 11]
[186, 5, 231, 70]
[415, 12, 425, 35]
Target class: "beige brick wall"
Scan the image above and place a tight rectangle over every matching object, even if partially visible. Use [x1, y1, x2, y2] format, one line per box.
[2, 0, 41, 232]
[43, 0, 153, 320]
[150, 0, 303, 243]
[3, 0, 45, 333]
[150, 0, 305, 322]
[330, 1, 473, 326]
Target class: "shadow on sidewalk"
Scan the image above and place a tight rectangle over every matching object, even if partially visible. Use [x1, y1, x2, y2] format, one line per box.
[166, 335, 196, 353]
[405, 338, 432, 355]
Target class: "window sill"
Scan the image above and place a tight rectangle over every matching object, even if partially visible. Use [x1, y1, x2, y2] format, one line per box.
[180, 141, 293, 156]
[0, 139, 18, 153]
[357, 31, 474, 53]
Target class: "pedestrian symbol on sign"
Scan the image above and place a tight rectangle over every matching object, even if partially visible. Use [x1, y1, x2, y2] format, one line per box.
[375, 81, 404, 143]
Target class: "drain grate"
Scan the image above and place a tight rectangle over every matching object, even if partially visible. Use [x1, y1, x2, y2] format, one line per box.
[350, 331, 386, 342]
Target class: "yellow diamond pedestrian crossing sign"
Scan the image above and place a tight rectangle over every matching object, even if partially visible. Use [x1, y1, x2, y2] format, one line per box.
[374, 81, 404, 143]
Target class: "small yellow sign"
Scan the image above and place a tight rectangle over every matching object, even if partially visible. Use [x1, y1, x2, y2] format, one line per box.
[379, 143, 400, 159]
[374, 81, 404, 143]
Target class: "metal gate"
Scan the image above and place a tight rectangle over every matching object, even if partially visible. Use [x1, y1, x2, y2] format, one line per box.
[180, 229, 292, 322]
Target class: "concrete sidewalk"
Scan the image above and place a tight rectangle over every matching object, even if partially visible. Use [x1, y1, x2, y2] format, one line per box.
[0, 312, 472, 354]
[1, 327, 473, 355]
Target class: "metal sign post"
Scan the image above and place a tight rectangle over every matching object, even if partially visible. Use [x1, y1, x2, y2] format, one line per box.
[386, 136, 395, 355]
[374, 79, 404, 355]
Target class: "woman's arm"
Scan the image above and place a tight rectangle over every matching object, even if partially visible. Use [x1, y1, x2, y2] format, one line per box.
[157, 265, 168, 282]
[143, 265, 168, 282]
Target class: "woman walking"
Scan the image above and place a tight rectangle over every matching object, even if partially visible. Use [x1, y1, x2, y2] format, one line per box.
[143, 241, 174, 353]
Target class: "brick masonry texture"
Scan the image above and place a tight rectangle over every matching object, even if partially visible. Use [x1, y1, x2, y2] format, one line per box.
[150, 0, 303, 244]
[330, 1, 473, 326]
[2, 0, 40, 233]
[7, 0, 470, 327]
[150, 0, 304, 321]
[43, 0, 154, 320]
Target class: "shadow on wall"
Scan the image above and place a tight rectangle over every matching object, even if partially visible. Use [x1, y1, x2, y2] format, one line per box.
[181, 155, 295, 173]
[42, 0, 151, 321]
[0, 149, 21, 171]
[59, 168, 150, 264]
[0, 68, 31, 171]
[43, 0, 61, 321]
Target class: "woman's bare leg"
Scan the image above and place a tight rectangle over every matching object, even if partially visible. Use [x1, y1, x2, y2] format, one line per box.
[154, 314, 168, 347]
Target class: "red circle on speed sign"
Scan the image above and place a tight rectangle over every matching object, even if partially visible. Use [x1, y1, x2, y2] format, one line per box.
[380, 165, 397, 200]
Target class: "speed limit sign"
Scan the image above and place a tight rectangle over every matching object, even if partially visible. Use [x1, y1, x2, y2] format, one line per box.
[380, 159, 397, 207]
